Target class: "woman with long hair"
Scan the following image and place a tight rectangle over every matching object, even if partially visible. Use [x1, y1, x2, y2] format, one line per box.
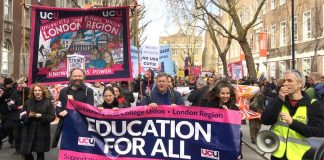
[112, 85, 128, 108]
[20, 84, 55, 160]
[98, 86, 122, 111]
[200, 80, 243, 159]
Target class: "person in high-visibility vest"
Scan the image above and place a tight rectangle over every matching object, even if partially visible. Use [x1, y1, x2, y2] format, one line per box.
[261, 69, 324, 160]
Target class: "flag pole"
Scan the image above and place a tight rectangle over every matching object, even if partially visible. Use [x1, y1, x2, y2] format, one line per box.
[134, 0, 143, 98]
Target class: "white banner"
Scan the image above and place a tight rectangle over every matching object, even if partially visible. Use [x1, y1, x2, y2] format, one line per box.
[141, 45, 160, 68]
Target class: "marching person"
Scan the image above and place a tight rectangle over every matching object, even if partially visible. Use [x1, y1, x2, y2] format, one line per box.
[141, 72, 184, 108]
[98, 86, 123, 110]
[112, 85, 128, 108]
[200, 80, 243, 159]
[261, 70, 324, 160]
[52, 68, 94, 148]
[20, 84, 55, 160]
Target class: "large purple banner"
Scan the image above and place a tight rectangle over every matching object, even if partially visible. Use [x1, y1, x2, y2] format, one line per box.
[59, 100, 241, 160]
[29, 6, 131, 85]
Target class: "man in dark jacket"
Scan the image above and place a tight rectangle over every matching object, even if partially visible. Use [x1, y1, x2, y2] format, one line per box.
[120, 81, 135, 107]
[52, 68, 94, 147]
[187, 77, 209, 106]
[142, 72, 184, 107]
[261, 70, 324, 160]
[0, 78, 22, 154]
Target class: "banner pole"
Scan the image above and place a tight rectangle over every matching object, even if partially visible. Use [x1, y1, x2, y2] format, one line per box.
[21, 0, 26, 105]
[134, 0, 142, 98]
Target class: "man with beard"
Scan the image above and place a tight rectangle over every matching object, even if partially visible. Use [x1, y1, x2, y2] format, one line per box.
[52, 68, 94, 147]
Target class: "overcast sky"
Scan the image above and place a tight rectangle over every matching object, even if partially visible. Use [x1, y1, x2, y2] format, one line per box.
[139, 0, 179, 45]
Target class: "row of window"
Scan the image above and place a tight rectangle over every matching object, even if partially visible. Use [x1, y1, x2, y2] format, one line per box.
[251, 10, 312, 51]
[4, 0, 31, 27]
[270, 58, 311, 79]
[263, 0, 287, 15]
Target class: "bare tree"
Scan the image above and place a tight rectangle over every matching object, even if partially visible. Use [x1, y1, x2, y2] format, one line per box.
[166, 0, 233, 78]
[195, 0, 266, 80]
[165, 0, 204, 67]
[99, 0, 150, 47]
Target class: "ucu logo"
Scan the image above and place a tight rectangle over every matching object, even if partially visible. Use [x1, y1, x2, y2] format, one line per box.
[102, 10, 122, 17]
[78, 137, 95, 147]
[40, 11, 59, 20]
[201, 148, 220, 159]
[295, 115, 306, 119]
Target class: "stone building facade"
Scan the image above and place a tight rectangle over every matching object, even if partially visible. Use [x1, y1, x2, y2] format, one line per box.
[159, 31, 203, 70]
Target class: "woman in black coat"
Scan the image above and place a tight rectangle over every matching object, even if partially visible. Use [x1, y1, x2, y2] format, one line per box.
[20, 84, 55, 160]
[98, 86, 122, 110]
[200, 80, 242, 159]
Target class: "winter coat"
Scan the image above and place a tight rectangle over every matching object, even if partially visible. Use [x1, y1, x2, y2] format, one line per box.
[261, 92, 324, 137]
[187, 86, 209, 106]
[0, 86, 21, 129]
[20, 98, 55, 154]
[200, 98, 239, 111]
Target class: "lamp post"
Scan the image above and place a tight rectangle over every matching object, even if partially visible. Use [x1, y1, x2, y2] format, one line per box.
[291, 0, 295, 69]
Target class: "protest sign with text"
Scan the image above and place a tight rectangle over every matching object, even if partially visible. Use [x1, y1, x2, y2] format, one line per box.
[141, 45, 160, 69]
[59, 100, 241, 160]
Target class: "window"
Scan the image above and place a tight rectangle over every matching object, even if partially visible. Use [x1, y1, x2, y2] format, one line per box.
[263, 0, 268, 15]
[270, 25, 276, 48]
[4, 0, 12, 21]
[271, 0, 276, 10]
[303, 11, 311, 40]
[255, 30, 260, 52]
[20, 44, 29, 76]
[303, 58, 311, 76]
[293, 16, 298, 42]
[1, 41, 12, 74]
[279, 61, 286, 79]
[279, 0, 286, 6]
[280, 21, 286, 46]
[24, 8, 30, 28]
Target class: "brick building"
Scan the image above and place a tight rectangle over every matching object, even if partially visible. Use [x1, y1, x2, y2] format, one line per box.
[0, 0, 55, 80]
[218, 0, 324, 79]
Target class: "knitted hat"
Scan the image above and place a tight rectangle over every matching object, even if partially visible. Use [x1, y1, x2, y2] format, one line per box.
[3, 78, 13, 85]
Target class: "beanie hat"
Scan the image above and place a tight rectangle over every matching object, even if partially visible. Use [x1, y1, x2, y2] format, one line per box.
[3, 78, 13, 85]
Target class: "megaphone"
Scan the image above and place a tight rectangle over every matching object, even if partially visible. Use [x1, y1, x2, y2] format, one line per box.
[256, 130, 280, 153]
[302, 137, 324, 160]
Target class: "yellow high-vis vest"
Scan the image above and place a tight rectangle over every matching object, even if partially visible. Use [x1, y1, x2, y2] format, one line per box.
[272, 99, 315, 160]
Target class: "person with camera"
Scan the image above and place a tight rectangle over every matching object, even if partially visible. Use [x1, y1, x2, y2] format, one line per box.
[261, 70, 324, 160]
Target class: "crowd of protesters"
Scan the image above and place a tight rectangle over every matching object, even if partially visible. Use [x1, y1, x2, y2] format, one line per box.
[1, 68, 324, 159]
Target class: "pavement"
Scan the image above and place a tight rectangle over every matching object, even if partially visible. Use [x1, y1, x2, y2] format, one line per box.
[241, 120, 272, 160]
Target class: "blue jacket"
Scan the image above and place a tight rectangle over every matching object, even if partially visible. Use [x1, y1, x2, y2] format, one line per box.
[314, 82, 324, 100]
[142, 88, 184, 105]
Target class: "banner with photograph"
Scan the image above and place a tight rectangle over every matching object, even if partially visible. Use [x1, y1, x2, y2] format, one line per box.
[228, 61, 244, 80]
[29, 6, 131, 85]
[59, 100, 241, 160]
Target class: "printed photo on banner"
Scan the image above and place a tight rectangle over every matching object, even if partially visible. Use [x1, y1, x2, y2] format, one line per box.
[29, 6, 131, 85]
